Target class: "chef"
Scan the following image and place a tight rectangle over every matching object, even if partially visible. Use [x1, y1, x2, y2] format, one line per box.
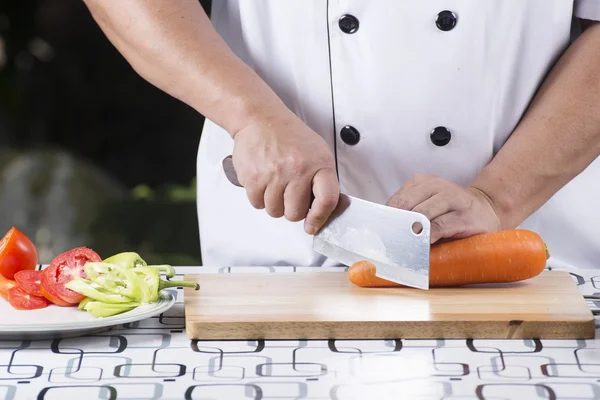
[82, 1, 600, 270]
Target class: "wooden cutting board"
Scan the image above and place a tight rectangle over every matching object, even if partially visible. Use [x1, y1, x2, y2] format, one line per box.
[183, 270, 595, 340]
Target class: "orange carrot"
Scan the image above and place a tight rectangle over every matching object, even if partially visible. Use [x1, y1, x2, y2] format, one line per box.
[348, 229, 550, 288]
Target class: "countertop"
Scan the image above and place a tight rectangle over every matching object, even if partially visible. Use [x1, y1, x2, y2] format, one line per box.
[2, 265, 599, 400]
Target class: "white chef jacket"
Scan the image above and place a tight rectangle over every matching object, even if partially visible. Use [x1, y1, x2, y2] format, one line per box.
[196, 1, 600, 270]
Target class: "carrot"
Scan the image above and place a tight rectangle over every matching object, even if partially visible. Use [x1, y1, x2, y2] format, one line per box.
[347, 229, 550, 288]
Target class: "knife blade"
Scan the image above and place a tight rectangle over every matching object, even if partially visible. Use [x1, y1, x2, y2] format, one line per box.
[312, 194, 431, 289]
[221, 155, 431, 289]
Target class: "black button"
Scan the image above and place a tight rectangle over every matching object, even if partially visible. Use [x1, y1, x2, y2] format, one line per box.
[340, 125, 360, 145]
[436, 10, 457, 31]
[339, 14, 359, 34]
[430, 126, 451, 146]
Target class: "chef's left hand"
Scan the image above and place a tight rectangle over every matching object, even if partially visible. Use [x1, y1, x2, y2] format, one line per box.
[386, 174, 501, 243]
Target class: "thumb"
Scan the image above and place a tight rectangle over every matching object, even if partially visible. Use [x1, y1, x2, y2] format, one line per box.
[304, 168, 339, 235]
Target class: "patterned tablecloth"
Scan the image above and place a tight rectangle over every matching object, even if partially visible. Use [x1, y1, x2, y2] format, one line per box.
[1, 265, 599, 400]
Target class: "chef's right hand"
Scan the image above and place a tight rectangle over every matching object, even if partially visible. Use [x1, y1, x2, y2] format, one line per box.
[231, 111, 340, 235]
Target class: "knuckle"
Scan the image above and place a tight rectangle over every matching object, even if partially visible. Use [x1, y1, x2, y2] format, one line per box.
[245, 169, 261, 186]
[319, 193, 339, 208]
[286, 155, 307, 176]
[266, 161, 281, 176]
[458, 196, 471, 210]
[388, 197, 409, 210]
[436, 195, 451, 210]
[431, 218, 447, 231]
[411, 203, 427, 216]
[316, 152, 335, 168]
[285, 207, 305, 222]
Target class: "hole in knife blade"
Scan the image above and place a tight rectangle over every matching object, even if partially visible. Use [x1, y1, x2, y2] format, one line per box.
[412, 222, 423, 235]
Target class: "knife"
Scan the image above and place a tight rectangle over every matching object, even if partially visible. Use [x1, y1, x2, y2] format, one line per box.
[221, 155, 431, 289]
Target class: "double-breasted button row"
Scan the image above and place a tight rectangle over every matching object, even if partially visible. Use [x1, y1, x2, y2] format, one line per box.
[340, 125, 452, 147]
[339, 10, 457, 34]
[337, 10, 456, 147]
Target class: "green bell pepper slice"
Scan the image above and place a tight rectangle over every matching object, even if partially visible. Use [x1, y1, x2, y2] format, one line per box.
[82, 300, 140, 318]
[66, 278, 133, 304]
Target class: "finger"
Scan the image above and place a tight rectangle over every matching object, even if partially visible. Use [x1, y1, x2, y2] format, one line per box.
[411, 193, 454, 221]
[283, 178, 312, 222]
[263, 178, 287, 218]
[234, 160, 267, 209]
[241, 170, 267, 209]
[385, 174, 431, 207]
[246, 184, 266, 209]
[429, 212, 467, 243]
[304, 168, 339, 235]
[386, 182, 436, 211]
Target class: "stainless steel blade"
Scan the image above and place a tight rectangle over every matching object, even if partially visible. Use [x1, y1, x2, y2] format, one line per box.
[312, 194, 431, 289]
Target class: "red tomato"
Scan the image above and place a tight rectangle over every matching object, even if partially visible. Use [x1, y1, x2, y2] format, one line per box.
[0, 274, 16, 300]
[0, 227, 38, 280]
[8, 285, 49, 310]
[39, 278, 73, 306]
[14, 270, 44, 297]
[41, 246, 101, 305]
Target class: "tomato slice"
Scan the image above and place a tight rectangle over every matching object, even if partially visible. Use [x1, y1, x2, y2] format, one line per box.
[0, 227, 38, 280]
[8, 285, 49, 310]
[0, 274, 16, 300]
[14, 270, 44, 297]
[39, 275, 73, 306]
[41, 246, 101, 305]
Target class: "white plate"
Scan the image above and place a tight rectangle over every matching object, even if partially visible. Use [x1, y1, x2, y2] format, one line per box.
[0, 292, 175, 340]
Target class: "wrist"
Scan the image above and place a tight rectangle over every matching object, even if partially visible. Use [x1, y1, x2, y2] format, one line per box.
[469, 169, 519, 230]
[228, 99, 298, 140]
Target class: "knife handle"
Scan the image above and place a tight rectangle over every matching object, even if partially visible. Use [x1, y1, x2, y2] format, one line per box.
[222, 155, 315, 204]
[222, 155, 242, 187]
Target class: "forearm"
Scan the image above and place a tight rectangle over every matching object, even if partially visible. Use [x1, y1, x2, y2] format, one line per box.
[471, 22, 600, 229]
[82, 0, 290, 136]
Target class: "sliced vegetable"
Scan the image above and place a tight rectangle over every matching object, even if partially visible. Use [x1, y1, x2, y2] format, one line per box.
[133, 265, 197, 303]
[40, 247, 102, 304]
[65, 254, 199, 317]
[348, 229, 550, 288]
[103, 252, 176, 278]
[81, 262, 152, 301]
[0, 275, 16, 300]
[14, 270, 44, 297]
[81, 300, 140, 318]
[78, 297, 92, 310]
[67, 263, 197, 304]
[8, 286, 49, 310]
[0, 244, 200, 316]
[39, 275, 74, 306]
[0, 227, 38, 280]
[65, 278, 134, 304]
[103, 252, 147, 269]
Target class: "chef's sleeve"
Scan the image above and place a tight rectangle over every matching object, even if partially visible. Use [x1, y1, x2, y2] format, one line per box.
[575, 0, 600, 20]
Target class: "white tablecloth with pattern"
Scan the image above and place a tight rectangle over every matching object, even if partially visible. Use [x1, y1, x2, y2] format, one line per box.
[2, 265, 599, 400]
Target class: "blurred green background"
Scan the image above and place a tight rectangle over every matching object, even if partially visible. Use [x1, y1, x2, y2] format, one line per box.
[0, 0, 212, 265]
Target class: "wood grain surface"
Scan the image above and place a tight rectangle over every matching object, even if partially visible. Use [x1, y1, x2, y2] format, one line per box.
[183, 270, 595, 340]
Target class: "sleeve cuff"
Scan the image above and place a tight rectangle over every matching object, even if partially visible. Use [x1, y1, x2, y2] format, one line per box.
[575, 0, 600, 21]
